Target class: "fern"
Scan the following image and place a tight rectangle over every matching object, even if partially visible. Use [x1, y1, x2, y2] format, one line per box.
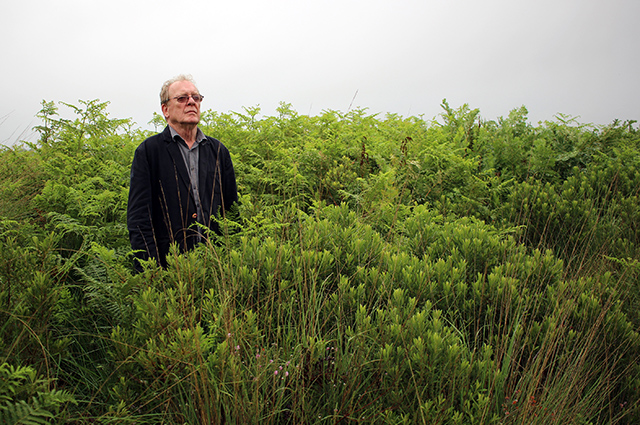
[0, 399, 54, 425]
[0, 363, 75, 424]
[74, 243, 136, 325]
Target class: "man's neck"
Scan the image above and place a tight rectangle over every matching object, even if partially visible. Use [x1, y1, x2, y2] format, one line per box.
[170, 123, 198, 148]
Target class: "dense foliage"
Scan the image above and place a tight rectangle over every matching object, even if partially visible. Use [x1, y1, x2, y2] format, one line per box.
[1, 99, 638, 424]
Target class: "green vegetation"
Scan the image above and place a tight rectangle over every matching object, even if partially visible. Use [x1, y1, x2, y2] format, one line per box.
[1, 99, 638, 424]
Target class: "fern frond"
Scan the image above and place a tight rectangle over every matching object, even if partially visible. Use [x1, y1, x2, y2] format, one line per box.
[0, 363, 76, 424]
[0, 400, 53, 425]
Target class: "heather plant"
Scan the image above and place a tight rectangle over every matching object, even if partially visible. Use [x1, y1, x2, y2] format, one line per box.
[0, 146, 45, 222]
[499, 148, 640, 275]
[0, 224, 71, 372]
[102, 202, 639, 423]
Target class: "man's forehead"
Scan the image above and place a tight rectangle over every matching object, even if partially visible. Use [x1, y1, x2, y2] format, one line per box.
[169, 80, 199, 94]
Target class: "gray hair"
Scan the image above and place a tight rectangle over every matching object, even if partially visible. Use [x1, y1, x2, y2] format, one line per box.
[160, 74, 198, 104]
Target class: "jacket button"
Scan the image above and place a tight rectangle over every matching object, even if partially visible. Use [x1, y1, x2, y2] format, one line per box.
[192, 213, 197, 219]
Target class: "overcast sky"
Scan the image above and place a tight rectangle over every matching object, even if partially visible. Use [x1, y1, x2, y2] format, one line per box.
[1, 0, 638, 145]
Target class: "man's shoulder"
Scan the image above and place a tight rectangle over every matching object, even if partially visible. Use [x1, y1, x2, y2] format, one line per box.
[203, 135, 220, 145]
[136, 127, 172, 151]
[202, 135, 230, 153]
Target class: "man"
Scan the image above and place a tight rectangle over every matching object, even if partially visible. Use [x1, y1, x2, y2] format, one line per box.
[127, 75, 238, 270]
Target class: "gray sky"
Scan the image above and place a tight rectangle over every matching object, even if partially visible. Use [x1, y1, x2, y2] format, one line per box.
[1, 0, 639, 145]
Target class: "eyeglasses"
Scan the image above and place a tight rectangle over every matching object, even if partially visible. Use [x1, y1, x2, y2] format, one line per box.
[164, 94, 204, 104]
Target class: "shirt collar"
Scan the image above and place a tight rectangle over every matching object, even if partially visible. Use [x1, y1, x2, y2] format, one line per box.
[168, 125, 207, 144]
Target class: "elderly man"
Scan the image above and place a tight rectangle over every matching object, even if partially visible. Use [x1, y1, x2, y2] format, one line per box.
[127, 75, 238, 270]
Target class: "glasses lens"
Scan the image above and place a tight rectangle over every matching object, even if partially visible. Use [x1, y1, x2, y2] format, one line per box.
[174, 95, 203, 103]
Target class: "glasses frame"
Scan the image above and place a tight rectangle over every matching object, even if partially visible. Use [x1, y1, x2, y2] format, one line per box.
[163, 94, 204, 104]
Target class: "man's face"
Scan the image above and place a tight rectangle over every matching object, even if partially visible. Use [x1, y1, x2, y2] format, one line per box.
[162, 80, 201, 127]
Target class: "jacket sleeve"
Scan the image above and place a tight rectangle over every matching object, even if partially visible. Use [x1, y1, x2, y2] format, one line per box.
[127, 142, 158, 268]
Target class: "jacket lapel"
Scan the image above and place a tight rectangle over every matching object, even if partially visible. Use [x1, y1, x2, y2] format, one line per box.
[199, 137, 217, 193]
[163, 127, 191, 189]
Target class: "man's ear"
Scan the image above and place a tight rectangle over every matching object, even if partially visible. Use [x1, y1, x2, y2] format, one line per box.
[161, 103, 169, 120]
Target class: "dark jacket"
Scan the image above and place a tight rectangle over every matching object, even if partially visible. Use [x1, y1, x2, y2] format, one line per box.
[127, 126, 238, 269]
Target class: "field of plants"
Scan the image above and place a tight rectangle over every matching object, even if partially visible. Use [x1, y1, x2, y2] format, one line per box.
[1, 98, 639, 424]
